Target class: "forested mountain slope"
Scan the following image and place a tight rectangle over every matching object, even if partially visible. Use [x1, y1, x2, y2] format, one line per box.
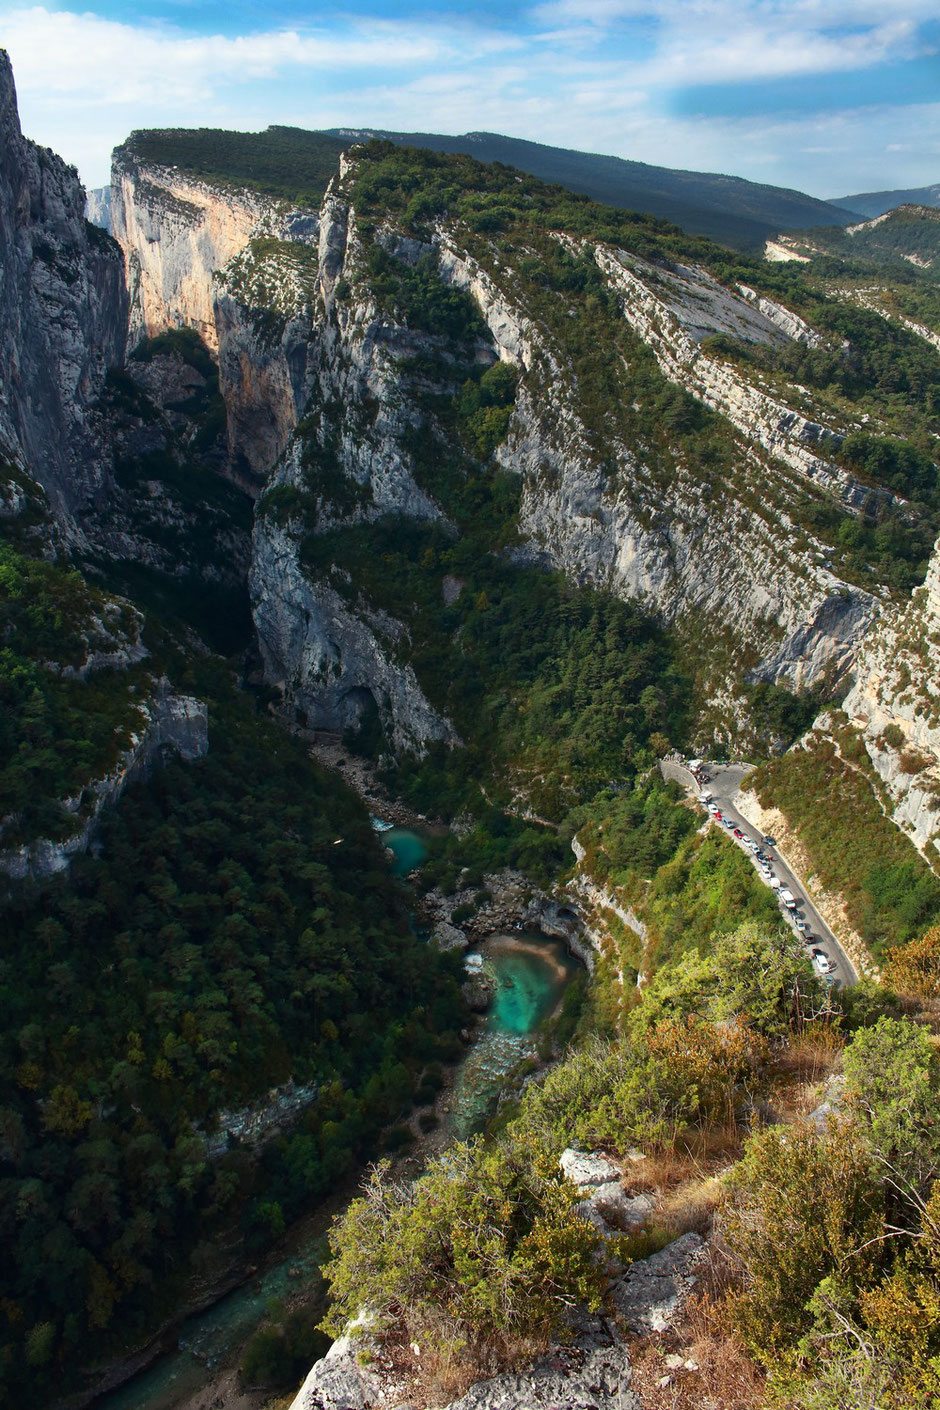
[0, 56, 464, 1407]
[4, 40, 940, 1409]
[832, 179, 940, 218]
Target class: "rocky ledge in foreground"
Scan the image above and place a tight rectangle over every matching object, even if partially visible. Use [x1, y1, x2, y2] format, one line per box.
[290, 1147, 706, 1410]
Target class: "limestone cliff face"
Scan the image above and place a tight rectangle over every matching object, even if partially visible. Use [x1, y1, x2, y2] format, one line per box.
[435, 231, 876, 694]
[110, 144, 272, 352]
[110, 145, 899, 747]
[0, 50, 127, 527]
[842, 536, 940, 858]
[251, 521, 453, 752]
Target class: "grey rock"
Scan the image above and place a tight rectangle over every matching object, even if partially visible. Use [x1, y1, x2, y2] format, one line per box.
[611, 1233, 705, 1335]
[290, 1324, 386, 1410]
[587, 1185, 654, 1231]
[807, 1073, 846, 1129]
[445, 1342, 637, 1410]
[0, 53, 127, 530]
[432, 921, 468, 952]
[560, 1149, 622, 1189]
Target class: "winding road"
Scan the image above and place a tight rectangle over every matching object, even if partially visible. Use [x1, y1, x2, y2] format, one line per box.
[662, 759, 858, 987]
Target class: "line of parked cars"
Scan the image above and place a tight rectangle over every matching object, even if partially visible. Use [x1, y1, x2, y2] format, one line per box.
[698, 790, 836, 978]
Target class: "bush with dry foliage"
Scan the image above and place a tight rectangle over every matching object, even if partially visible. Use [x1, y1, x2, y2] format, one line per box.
[319, 1132, 605, 1389]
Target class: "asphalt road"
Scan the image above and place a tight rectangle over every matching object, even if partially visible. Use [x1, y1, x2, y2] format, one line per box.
[682, 761, 858, 988]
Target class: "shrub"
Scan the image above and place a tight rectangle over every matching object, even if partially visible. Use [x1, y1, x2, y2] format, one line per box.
[320, 1136, 604, 1377]
[723, 1122, 885, 1366]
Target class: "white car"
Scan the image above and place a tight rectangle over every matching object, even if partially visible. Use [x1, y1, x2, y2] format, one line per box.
[708, 802, 719, 814]
[811, 949, 835, 975]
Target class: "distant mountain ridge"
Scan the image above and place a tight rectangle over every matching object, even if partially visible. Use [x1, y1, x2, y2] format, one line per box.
[111, 122, 860, 252]
[322, 127, 860, 250]
[765, 204, 940, 277]
[831, 181, 940, 218]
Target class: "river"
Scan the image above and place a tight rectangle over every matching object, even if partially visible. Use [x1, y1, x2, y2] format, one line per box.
[93, 830, 579, 1410]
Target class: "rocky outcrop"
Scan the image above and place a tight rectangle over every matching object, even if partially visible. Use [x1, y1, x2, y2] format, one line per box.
[291, 1316, 638, 1410]
[289, 1227, 706, 1410]
[594, 247, 874, 509]
[251, 520, 452, 752]
[560, 1148, 653, 1243]
[842, 535, 940, 857]
[611, 1232, 706, 1334]
[0, 49, 127, 527]
[0, 682, 208, 882]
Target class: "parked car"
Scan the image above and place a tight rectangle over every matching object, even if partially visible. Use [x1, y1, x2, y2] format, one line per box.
[811, 949, 835, 975]
[763, 835, 777, 847]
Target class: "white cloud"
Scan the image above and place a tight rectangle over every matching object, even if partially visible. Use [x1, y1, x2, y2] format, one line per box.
[1, 1, 937, 195]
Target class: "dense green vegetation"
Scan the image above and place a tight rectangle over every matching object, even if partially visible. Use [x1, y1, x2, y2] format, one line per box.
[322, 1134, 603, 1390]
[577, 791, 785, 974]
[0, 671, 464, 1404]
[752, 717, 940, 956]
[0, 544, 151, 842]
[119, 126, 346, 204]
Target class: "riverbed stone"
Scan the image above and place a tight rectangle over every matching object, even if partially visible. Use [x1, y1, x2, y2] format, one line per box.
[432, 920, 468, 951]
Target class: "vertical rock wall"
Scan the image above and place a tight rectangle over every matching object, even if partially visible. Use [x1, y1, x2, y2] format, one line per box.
[0, 49, 127, 525]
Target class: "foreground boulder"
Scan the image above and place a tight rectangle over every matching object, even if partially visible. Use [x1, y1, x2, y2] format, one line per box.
[611, 1232, 706, 1334]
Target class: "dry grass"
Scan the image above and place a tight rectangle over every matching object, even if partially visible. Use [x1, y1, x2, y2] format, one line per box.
[629, 1241, 764, 1410]
[626, 1125, 743, 1197]
[762, 1024, 845, 1124]
[379, 1323, 551, 1409]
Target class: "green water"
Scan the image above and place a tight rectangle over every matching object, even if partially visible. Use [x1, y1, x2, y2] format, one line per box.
[447, 932, 580, 1140]
[383, 827, 428, 876]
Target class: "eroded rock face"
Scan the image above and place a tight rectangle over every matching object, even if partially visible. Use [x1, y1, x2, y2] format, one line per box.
[250, 521, 453, 752]
[842, 535, 940, 857]
[0, 50, 127, 527]
[110, 147, 271, 352]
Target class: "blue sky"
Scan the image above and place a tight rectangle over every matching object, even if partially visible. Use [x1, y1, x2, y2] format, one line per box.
[1, 1, 938, 197]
